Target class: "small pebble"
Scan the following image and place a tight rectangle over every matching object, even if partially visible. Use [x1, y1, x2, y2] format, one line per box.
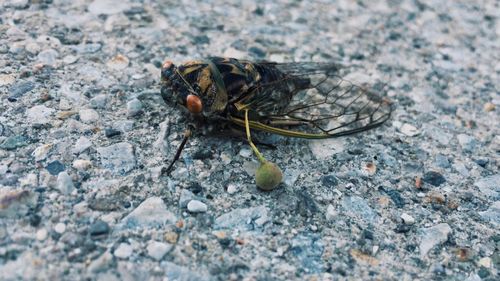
[227, 184, 239, 194]
[73, 137, 92, 154]
[187, 200, 208, 213]
[483, 102, 495, 112]
[107, 54, 129, 70]
[46, 160, 65, 175]
[422, 171, 446, 186]
[114, 243, 133, 259]
[239, 148, 252, 158]
[89, 220, 110, 237]
[478, 257, 492, 268]
[56, 172, 75, 194]
[147, 241, 173, 261]
[79, 109, 99, 124]
[104, 128, 121, 138]
[127, 99, 143, 117]
[54, 222, 66, 234]
[401, 213, 415, 225]
[0, 74, 15, 86]
[73, 159, 92, 170]
[36, 229, 48, 241]
[400, 123, 419, 136]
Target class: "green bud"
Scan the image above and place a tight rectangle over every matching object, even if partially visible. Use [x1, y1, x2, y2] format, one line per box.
[255, 161, 282, 191]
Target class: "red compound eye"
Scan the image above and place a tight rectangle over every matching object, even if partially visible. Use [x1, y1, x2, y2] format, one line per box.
[162, 60, 173, 70]
[186, 94, 202, 114]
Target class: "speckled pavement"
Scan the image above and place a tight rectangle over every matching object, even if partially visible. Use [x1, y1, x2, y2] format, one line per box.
[0, 0, 499, 280]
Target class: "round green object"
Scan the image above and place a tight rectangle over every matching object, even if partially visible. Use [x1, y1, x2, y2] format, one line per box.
[255, 161, 282, 191]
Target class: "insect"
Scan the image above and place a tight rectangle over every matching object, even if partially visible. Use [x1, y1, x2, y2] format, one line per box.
[160, 57, 392, 187]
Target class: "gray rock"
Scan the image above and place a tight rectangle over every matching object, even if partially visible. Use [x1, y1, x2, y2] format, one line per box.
[37, 49, 59, 65]
[73, 136, 93, 154]
[0, 135, 28, 150]
[90, 94, 108, 109]
[121, 197, 176, 229]
[418, 223, 452, 257]
[27, 105, 54, 124]
[9, 81, 34, 101]
[474, 174, 500, 199]
[56, 172, 75, 194]
[422, 171, 446, 186]
[341, 195, 379, 224]
[146, 241, 172, 261]
[46, 160, 65, 175]
[457, 134, 476, 152]
[88, 251, 114, 273]
[127, 99, 143, 117]
[89, 220, 111, 237]
[114, 243, 133, 259]
[214, 205, 269, 230]
[97, 142, 136, 175]
[79, 109, 99, 124]
[187, 200, 207, 213]
[434, 154, 450, 168]
[479, 201, 500, 226]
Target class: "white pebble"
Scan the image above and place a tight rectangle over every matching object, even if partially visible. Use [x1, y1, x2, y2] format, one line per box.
[478, 257, 491, 268]
[114, 243, 133, 259]
[401, 213, 415, 225]
[227, 184, 239, 194]
[54, 223, 66, 234]
[239, 148, 252, 158]
[325, 204, 336, 221]
[146, 241, 172, 261]
[56, 172, 75, 195]
[400, 123, 419, 136]
[36, 228, 48, 241]
[79, 108, 99, 124]
[187, 200, 208, 213]
[73, 159, 92, 170]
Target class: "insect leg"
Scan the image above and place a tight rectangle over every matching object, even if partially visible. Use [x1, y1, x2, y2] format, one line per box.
[163, 128, 192, 175]
[244, 110, 266, 163]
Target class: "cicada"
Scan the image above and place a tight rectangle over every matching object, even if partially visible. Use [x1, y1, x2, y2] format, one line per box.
[160, 57, 392, 189]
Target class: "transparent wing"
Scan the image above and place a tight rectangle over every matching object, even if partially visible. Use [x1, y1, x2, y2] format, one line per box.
[235, 62, 393, 138]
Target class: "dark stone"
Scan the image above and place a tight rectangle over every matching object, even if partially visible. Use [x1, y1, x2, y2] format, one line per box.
[29, 214, 42, 227]
[192, 148, 212, 160]
[362, 229, 374, 240]
[385, 189, 405, 208]
[89, 220, 110, 238]
[192, 35, 210, 45]
[395, 224, 412, 233]
[295, 190, 318, 217]
[474, 158, 489, 167]
[248, 47, 266, 58]
[46, 160, 65, 175]
[321, 175, 338, 188]
[8, 81, 35, 101]
[422, 171, 446, 186]
[104, 128, 121, 138]
[0, 135, 29, 150]
[188, 182, 203, 194]
[477, 267, 490, 278]
[88, 197, 121, 211]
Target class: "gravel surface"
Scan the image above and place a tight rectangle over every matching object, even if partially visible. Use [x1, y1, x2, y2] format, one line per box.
[1, 0, 499, 280]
